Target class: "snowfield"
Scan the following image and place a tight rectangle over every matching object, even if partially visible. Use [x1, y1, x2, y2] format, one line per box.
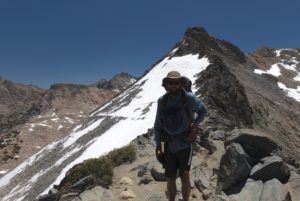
[0, 53, 210, 201]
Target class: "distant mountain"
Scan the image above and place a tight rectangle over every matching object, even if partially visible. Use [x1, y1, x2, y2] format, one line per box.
[0, 79, 45, 133]
[93, 72, 137, 92]
[0, 74, 136, 178]
[0, 27, 299, 201]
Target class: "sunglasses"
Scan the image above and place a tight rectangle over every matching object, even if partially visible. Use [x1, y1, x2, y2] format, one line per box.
[167, 81, 181, 85]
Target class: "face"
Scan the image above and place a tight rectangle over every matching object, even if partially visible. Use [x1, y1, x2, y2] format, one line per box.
[166, 79, 181, 93]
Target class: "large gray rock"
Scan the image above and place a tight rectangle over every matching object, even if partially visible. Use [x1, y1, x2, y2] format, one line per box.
[59, 192, 80, 201]
[78, 186, 114, 201]
[250, 155, 290, 183]
[137, 161, 166, 184]
[138, 164, 154, 184]
[216, 143, 251, 192]
[225, 129, 279, 160]
[260, 178, 289, 201]
[192, 164, 210, 192]
[228, 179, 264, 201]
[287, 171, 300, 201]
[151, 167, 166, 182]
[71, 175, 94, 190]
[215, 194, 235, 201]
[144, 192, 166, 201]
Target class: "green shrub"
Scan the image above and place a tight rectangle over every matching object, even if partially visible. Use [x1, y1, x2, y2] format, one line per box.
[58, 144, 136, 190]
[107, 144, 136, 166]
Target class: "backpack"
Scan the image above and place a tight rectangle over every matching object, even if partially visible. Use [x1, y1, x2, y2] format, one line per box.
[181, 76, 192, 92]
[160, 78, 205, 143]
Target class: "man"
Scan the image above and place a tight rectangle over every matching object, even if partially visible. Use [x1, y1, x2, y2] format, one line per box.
[154, 71, 207, 201]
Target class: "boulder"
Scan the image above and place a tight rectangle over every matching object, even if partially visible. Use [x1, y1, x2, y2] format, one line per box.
[150, 167, 166, 182]
[286, 171, 300, 201]
[216, 143, 251, 192]
[228, 179, 264, 201]
[145, 192, 166, 201]
[137, 163, 154, 184]
[260, 178, 289, 201]
[225, 129, 279, 160]
[137, 161, 166, 183]
[91, 186, 115, 200]
[144, 192, 166, 201]
[250, 155, 290, 183]
[59, 192, 80, 201]
[71, 175, 94, 190]
[192, 164, 210, 192]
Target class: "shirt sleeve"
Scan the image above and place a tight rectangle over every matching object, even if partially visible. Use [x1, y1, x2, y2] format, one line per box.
[189, 94, 208, 125]
[154, 97, 163, 147]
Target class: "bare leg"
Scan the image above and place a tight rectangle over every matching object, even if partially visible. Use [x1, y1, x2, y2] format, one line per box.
[167, 175, 177, 201]
[180, 171, 191, 201]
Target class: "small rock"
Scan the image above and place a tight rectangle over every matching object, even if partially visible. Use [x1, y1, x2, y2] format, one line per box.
[48, 188, 58, 195]
[120, 177, 134, 185]
[202, 189, 212, 200]
[119, 189, 136, 200]
[139, 175, 153, 184]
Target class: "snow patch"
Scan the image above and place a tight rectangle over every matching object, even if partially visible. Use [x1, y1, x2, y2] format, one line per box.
[62, 118, 104, 148]
[0, 169, 9, 175]
[254, 64, 281, 77]
[278, 82, 300, 102]
[64, 117, 74, 124]
[51, 118, 60, 122]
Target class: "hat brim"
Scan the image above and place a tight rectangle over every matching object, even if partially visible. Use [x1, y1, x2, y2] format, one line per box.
[163, 77, 182, 82]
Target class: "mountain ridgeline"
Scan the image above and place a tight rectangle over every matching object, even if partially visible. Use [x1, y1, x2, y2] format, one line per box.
[0, 73, 136, 174]
[0, 27, 300, 201]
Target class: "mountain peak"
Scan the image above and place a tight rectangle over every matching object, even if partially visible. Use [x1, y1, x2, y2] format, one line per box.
[94, 72, 137, 92]
[184, 26, 210, 40]
[172, 26, 246, 63]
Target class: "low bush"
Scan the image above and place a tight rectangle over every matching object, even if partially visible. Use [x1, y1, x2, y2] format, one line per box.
[58, 144, 136, 190]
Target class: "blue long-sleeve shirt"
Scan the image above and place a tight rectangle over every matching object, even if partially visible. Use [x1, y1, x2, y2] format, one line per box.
[154, 91, 207, 153]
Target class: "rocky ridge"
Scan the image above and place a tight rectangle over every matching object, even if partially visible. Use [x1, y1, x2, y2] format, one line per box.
[1, 26, 300, 201]
[40, 27, 299, 201]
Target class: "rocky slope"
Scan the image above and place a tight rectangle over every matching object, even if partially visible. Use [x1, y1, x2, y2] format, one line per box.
[0, 74, 136, 175]
[0, 78, 45, 133]
[0, 27, 299, 201]
[39, 129, 300, 201]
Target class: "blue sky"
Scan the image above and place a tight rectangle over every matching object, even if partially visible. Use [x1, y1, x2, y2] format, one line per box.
[0, 0, 299, 88]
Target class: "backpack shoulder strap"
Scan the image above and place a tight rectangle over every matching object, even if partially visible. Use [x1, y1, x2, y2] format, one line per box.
[180, 89, 194, 122]
[161, 93, 168, 108]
